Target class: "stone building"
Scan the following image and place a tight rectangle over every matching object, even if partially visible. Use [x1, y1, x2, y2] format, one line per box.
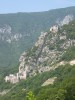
[50, 25, 58, 33]
[4, 74, 19, 84]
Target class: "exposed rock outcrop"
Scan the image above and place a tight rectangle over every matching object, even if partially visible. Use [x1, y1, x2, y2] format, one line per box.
[4, 19, 75, 84]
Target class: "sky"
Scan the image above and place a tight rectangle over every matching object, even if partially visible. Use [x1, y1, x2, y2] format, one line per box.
[0, 0, 75, 14]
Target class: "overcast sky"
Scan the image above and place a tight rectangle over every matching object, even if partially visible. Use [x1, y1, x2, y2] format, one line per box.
[0, 0, 75, 14]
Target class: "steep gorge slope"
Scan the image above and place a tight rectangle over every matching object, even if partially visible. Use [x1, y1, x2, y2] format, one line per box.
[17, 20, 75, 79]
[0, 6, 75, 68]
[0, 15, 75, 100]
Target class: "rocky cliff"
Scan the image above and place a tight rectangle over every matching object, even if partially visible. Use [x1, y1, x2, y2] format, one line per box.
[0, 6, 75, 68]
[4, 17, 75, 83]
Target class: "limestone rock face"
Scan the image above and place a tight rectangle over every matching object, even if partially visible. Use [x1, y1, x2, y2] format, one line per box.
[0, 25, 23, 43]
[4, 18, 75, 83]
[17, 24, 75, 80]
[60, 15, 73, 26]
[56, 15, 74, 26]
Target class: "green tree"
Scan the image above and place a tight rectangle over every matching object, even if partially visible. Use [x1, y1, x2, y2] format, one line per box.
[26, 91, 36, 100]
[55, 89, 67, 100]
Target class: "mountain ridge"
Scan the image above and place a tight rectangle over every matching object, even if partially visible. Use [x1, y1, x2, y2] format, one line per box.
[0, 6, 75, 14]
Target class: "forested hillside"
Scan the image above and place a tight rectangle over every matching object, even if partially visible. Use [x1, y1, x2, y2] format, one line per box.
[0, 6, 75, 68]
[0, 16, 75, 100]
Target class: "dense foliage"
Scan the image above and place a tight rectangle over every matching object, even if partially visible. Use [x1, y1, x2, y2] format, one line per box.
[62, 46, 75, 61]
[0, 64, 75, 100]
[62, 21, 75, 39]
